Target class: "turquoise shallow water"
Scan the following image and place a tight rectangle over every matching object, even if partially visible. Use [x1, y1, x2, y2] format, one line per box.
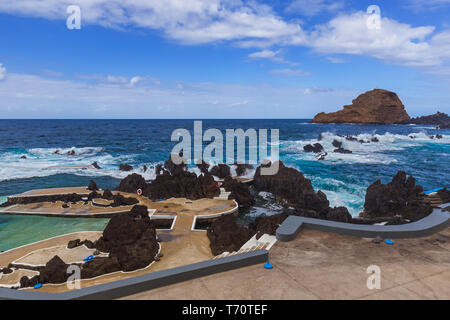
[0, 215, 108, 252]
[0, 119, 449, 251]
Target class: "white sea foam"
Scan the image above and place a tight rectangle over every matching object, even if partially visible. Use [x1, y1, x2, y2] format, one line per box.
[0, 146, 159, 182]
[281, 132, 449, 165]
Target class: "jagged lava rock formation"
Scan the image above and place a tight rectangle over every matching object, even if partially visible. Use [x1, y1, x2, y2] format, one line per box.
[312, 89, 410, 124]
[401, 111, 450, 129]
[362, 171, 433, 223]
[253, 161, 351, 222]
[116, 156, 219, 200]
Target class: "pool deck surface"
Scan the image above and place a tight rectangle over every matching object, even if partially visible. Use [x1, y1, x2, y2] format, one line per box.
[122, 227, 450, 300]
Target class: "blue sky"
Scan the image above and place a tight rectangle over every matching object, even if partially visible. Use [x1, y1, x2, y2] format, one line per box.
[0, 0, 450, 118]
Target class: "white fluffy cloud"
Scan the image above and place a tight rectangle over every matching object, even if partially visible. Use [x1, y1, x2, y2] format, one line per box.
[0, 0, 306, 45]
[308, 12, 450, 67]
[0, 64, 6, 80]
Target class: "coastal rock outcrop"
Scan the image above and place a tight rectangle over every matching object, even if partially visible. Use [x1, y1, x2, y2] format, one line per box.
[222, 176, 255, 209]
[362, 171, 433, 222]
[145, 169, 220, 200]
[401, 112, 450, 129]
[234, 163, 254, 176]
[254, 161, 352, 222]
[164, 153, 187, 174]
[207, 214, 252, 256]
[196, 160, 210, 175]
[115, 173, 147, 194]
[312, 89, 410, 124]
[210, 164, 231, 179]
[254, 161, 327, 210]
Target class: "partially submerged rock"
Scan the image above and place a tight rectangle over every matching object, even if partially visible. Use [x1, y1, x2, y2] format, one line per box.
[119, 163, 133, 171]
[303, 143, 324, 153]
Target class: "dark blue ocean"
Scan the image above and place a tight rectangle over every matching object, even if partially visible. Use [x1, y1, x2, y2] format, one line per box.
[0, 119, 449, 251]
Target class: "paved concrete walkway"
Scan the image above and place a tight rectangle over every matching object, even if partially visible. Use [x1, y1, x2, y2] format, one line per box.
[122, 227, 450, 300]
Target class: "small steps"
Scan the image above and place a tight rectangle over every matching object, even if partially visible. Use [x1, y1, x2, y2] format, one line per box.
[212, 234, 276, 259]
[423, 193, 444, 208]
[214, 188, 231, 201]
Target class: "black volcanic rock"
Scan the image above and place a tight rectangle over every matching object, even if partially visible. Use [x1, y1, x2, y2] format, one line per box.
[303, 143, 324, 153]
[145, 169, 220, 200]
[87, 190, 100, 201]
[93, 205, 159, 272]
[222, 176, 255, 209]
[0, 267, 13, 274]
[111, 194, 139, 207]
[196, 160, 210, 175]
[88, 180, 99, 191]
[363, 171, 433, 222]
[115, 173, 147, 194]
[81, 257, 122, 279]
[164, 153, 187, 174]
[207, 214, 252, 256]
[438, 188, 450, 204]
[234, 163, 254, 176]
[332, 140, 342, 148]
[102, 189, 114, 200]
[253, 161, 351, 223]
[20, 275, 40, 288]
[334, 147, 352, 154]
[39, 255, 70, 284]
[249, 214, 289, 239]
[254, 161, 329, 212]
[401, 112, 450, 129]
[91, 162, 101, 169]
[119, 163, 133, 171]
[210, 164, 231, 179]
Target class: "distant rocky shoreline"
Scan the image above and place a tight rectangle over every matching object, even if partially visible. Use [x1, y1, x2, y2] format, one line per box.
[312, 88, 450, 128]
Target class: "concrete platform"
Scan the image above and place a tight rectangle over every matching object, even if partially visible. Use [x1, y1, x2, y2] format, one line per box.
[121, 227, 450, 300]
